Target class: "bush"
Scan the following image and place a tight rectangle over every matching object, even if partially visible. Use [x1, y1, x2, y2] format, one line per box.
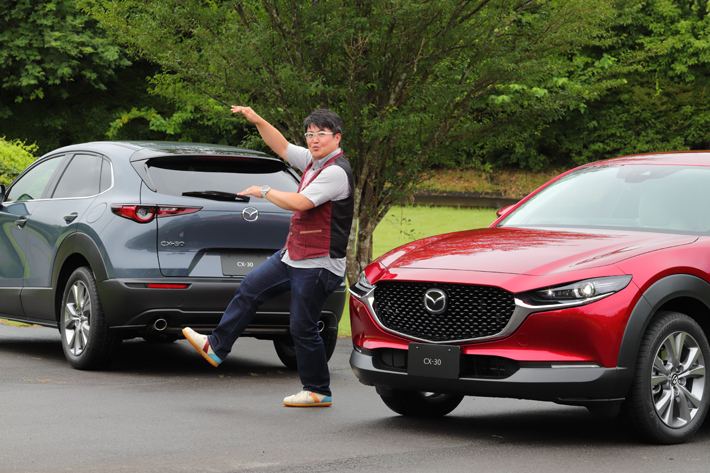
[0, 137, 38, 187]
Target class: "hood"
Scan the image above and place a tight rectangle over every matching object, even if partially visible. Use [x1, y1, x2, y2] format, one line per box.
[379, 227, 697, 276]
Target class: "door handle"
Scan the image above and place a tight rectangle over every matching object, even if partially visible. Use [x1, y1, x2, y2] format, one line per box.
[64, 212, 78, 224]
[15, 216, 27, 229]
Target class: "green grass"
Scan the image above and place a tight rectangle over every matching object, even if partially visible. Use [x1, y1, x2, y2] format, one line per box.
[0, 319, 36, 327]
[338, 206, 498, 336]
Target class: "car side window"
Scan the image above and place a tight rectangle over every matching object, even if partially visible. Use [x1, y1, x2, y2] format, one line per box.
[99, 158, 112, 193]
[52, 154, 103, 199]
[5, 156, 64, 202]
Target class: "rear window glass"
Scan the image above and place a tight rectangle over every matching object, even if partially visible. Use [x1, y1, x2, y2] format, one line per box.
[146, 157, 299, 197]
[52, 154, 104, 199]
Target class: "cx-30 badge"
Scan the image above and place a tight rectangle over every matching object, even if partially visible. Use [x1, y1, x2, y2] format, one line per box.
[242, 207, 259, 222]
[423, 288, 447, 314]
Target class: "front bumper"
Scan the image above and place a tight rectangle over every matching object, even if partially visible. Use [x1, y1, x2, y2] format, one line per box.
[350, 348, 631, 405]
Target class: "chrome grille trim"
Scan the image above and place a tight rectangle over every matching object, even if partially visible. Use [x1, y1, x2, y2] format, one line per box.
[369, 282, 519, 344]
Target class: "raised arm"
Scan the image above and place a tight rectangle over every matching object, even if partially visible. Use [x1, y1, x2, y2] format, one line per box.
[230, 106, 290, 161]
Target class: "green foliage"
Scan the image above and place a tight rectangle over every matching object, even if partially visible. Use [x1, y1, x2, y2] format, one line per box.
[105, 102, 251, 147]
[82, 0, 625, 281]
[0, 1, 241, 153]
[490, 0, 710, 168]
[0, 0, 131, 114]
[0, 137, 38, 186]
[0, 0, 140, 153]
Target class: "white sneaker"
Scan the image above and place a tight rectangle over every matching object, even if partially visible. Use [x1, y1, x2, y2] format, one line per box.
[283, 390, 332, 407]
[182, 327, 222, 367]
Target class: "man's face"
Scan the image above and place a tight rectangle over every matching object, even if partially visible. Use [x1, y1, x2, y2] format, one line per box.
[306, 125, 340, 160]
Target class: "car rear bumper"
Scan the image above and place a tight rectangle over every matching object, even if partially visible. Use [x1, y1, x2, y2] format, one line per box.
[349, 348, 631, 405]
[98, 277, 346, 336]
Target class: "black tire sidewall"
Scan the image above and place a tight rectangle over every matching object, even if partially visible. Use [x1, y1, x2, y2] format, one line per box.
[273, 319, 338, 369]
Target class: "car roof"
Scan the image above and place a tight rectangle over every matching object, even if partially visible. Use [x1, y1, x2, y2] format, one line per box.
[588, 151, 710, 167]
[42, 141, 273, 160]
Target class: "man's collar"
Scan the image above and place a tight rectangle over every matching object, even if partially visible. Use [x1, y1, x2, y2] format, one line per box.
[311, 148, 342, 169]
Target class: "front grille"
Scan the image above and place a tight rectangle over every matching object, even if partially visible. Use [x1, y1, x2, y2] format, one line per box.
[373, 282, 516, 342]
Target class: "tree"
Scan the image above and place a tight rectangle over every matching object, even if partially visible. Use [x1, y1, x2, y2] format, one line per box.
[0, 0, 131, 152]
[83, 0, 627, 283]
[0, 0, 131, 113]
[492, 0, 710, 168]
[0, 0, 248, 153]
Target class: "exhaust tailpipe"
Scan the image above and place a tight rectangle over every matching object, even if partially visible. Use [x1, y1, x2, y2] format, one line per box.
[152, 318, 168, 332]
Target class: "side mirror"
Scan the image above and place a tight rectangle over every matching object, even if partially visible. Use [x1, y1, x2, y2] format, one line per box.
[0, 184, 5, 204]
[496, 204, 515, 218]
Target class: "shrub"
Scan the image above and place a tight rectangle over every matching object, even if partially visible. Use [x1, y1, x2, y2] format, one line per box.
[0, 137, 38, 187]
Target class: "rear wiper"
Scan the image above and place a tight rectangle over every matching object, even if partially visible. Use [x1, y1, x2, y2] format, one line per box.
[182, 190, 251, 202]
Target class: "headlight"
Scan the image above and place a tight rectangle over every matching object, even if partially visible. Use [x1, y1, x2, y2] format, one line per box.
[349, 270, 375, 298]
[519, 275, 632, 307]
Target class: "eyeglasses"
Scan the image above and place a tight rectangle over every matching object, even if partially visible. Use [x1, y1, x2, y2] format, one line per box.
[304, 131, 335, 140]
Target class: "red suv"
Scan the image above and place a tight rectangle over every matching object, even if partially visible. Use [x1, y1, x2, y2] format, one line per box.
[349, 152, 710, 444]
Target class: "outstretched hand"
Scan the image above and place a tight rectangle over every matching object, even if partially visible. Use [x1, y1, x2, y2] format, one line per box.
[231, 106, 262, 124]
[238, 185, 264, 198]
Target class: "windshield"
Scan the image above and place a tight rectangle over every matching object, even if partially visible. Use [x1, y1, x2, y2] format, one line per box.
[499, 165, 710, 234]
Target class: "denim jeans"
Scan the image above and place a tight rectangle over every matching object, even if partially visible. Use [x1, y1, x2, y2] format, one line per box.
[208, 251, 343, 396]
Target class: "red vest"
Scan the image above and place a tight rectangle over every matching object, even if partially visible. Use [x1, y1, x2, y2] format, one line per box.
[285, 151, 354, 260]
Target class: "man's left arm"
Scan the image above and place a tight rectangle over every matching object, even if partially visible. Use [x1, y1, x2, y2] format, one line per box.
[238, 167, 349, 212]
[238, 186, 315, 211]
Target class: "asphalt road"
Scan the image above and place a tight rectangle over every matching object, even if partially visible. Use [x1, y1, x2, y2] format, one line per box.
[1, 323, 709, 473]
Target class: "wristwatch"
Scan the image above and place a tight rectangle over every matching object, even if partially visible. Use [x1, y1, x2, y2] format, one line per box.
[261, 185, 271, 198]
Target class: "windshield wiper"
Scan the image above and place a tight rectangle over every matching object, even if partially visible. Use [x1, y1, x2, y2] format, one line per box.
[182, 190, 251, 202]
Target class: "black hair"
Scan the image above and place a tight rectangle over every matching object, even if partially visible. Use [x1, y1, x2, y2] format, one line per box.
[302, 109, 344, 139]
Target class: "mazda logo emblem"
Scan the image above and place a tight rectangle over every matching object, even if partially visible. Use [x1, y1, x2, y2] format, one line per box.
[423, 288, 447, 314]
[242, 207, 259, 222]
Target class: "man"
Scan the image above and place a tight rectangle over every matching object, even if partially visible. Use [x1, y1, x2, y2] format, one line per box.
[182, 107, 354, 407]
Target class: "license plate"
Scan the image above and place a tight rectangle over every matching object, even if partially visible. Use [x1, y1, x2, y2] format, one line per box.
[407, 343, 461, 379]
[220, 251, 271, 276]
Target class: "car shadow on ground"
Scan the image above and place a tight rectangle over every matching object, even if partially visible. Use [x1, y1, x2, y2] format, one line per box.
[358, 403, 710, 447]
[111, 337, 292, 376]
[0, 326, 294, 377]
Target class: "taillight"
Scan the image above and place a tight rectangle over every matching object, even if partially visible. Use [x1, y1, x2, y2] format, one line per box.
[146, 283, 189, 289]
[156, 207, 201, 217]
[112, 205, 156, 223]
[111, 205, 201, 223]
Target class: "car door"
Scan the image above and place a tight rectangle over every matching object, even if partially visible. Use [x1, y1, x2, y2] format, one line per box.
[0, 156, 65, 318]
[21, 153, 109, 321]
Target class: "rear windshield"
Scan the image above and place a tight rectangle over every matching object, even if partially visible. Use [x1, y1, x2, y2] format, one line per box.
[146, 156, 299, 196]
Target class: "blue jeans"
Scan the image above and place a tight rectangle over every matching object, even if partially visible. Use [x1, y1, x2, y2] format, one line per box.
[208, 251, 343, 396]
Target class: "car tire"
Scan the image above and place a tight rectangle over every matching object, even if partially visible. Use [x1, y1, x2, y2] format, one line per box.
[60, 267, 121, 370]
[273, 321, 338, 369]
[621, 311, 710, 444]
[379, 390, 464, 417]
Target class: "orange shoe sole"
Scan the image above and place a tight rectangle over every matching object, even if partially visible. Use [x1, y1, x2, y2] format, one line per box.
[183, 328, 220, 368]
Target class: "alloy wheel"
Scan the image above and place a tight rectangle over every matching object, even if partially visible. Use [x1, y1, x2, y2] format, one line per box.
[651, 330, 706, 428]
[63, 280, 92, 356]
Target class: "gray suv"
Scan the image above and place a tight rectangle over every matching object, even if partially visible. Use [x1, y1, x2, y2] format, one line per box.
[0, 141, 346, 369]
